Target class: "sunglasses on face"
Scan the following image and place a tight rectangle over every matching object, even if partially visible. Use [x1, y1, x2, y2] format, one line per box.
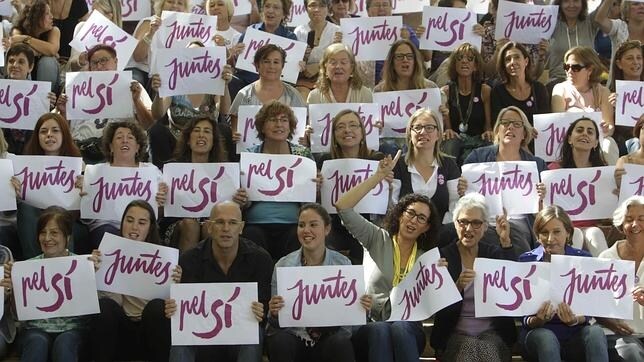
[563, 63, 587, 72]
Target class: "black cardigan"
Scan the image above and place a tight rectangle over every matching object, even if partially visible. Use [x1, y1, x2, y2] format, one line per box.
[430, 240, 518, 352]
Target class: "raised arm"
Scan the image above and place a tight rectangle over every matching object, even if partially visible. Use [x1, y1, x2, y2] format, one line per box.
[335, 150, 401, 211]
[594, 0, 613, 35]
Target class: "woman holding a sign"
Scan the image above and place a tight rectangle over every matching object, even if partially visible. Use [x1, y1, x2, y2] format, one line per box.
[18, 113, 83, 259]
[552, 46, 618, 164]
[307, 43, 373, 104]
[518, 205, 609, 362]
[335, 151, 439, 362]
[266, 203, 371, 361]
[7, 206, 90, 362]
[393, 108, 461, 224]
[91, 200, 180, 362]
[431, 193, 518, 362]
[615, 118, 644, 190]
[598, 196, 644, 361]
[550, 116, 610, 256]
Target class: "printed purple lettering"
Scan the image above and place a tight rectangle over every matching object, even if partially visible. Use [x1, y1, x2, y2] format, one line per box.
[472, 164, 533, 196]
[348, 20, 398, 55]
[103, 248, 171, 285]
[37, 259, 77, 312]
[328, 164, 383, 205]
[0, 83, 38, 124]
[21, 266, 50, 307]
[425, 11, 471, 47]
[193, 287, 240, 339]
[247, 158, 303, 196]
[91, 172, 153, 212]
[549, 170, 601, 216]
[165, 18, 213, 48]
[398, 262, 444, 320]
[79, 22, 128, 49]
[165, 50, 223, 90]
[121, 0, 138, 17]
[629, 176, 644, 196]
[621, 86, 644, 122]
[288, 270, 358, 320]
[182, 167, 226, 212]
[179, 290, 208, 331]
[561, 263, 628, 305]
[503, 9, 552, 38]
[16, 161, 78, 200]
[543, 123, 566, 157]
[482, 264, 536, 311]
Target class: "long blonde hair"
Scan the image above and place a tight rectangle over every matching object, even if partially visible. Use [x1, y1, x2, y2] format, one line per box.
[316, 43, 364, 98]
[404, 108, 447, 167]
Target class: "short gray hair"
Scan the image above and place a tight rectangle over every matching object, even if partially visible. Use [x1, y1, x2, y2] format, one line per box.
[452, 193, 489, 224]
[613, 196, 644, 228]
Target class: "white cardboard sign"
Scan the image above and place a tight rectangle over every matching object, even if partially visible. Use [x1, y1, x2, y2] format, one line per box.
[618, 164, 644, 204]
[153, 46, 227, 97]
[533, 112, 602, 162]
[615, 80, 644, 127]
[494, 1, 558, 44]
[373, 89, 442, 138]
[320, 159, 388, 215]
[0, 160, 17, 212]
[65, 71, 134, 120]
[154, 11, 218, 49]
[340, 16, 403, 61]
[420, 7, 481, 51]
[239, 153, 317, 202]
[0, 79, 50, 130]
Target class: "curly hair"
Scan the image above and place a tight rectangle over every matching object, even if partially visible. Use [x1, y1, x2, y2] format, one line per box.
[447, 43, 483, 82]
[120, 200, 161, 245]
[558, 117, 606, 168]
[497, 41, 534, 84]
[172, 118, 228, 162]
[534, 205, 574, 245]
[379, 39, 427, 91]
[382, 193, 439, 251]
[101, 121, 148, 163]
[14, 0, 51, 36]
[316, 43, 363, 97]
[254, 100, 298, 141]
[24, 113, 81, 157]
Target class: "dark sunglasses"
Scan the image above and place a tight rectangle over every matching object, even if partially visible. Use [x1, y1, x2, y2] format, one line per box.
[563, 63, 587, 72]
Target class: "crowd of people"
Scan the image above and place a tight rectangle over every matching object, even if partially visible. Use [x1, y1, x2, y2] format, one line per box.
[0, 0, 643, 361]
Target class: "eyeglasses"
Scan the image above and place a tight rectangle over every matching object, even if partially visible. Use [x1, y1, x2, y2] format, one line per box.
[456, 54, 475, 62]
[90, 56, 113, 67]
[499, 119, 523, 129]
[403, 209, 429, 224]
[209, 219, 243, 228]
[335, 123, 361, 131]
[563, 63, 587, 72]
[411, 124, 438, 134]
[268, 117, 290, 123]
[394, 53, 414, 61]
[457, 218, 484, 229]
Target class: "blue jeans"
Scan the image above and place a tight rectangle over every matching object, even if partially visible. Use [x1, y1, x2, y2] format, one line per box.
[352, 321, 425, 362]
[35, 56, 60, 93]
[20, 328, 84, 362]
[522, 325, 608, 362]
[606, 334, 644, 362]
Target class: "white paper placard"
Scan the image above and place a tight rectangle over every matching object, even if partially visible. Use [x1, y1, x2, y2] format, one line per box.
[0, 1, 11, 17]
[277, 265, 366, 327]
[494, 1, 558, 44]
[373, 88, 442, 138]
[474, 258, 550, 317]
[288, 0, 309, 27]
[0, 79, 50, 130]
[239, 153, 317, 202]
[153, 11, 218, 49]
[308, 103, 380, 153]
[80, 164, 160, 221]
[618, 164, 644, 204]
[0, 27, 3, 66]
[550, 255, 634, 319]
[533, 112, 603, 162]
[0, 159, 17, 212]
[70, 10, 138, 71]
[420, 7, 481, 51]
[13, 256, 100, 321]
[153, 46, 227, 97]
[320, 159, 388, 214]
[11, 155, 83, 210]
[461, 161, 540, 216]
[235, 28, 307, 84]
[235, 106, 308, 154]
[163, 162, 240, 218]
[541, 166, 618, 221]
[171, 283, 259, 345]
[391, 0, 426, 14]
[388, 248, 462, 321]
[340, 16, 403, 61]
[352, 0, 369, 17]
[65, 71, 134, 120]
[95, 233, 179, 300]
[615, 80, 644, 127]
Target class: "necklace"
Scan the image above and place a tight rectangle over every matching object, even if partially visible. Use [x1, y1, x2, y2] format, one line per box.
[453, 81, 474, 133]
